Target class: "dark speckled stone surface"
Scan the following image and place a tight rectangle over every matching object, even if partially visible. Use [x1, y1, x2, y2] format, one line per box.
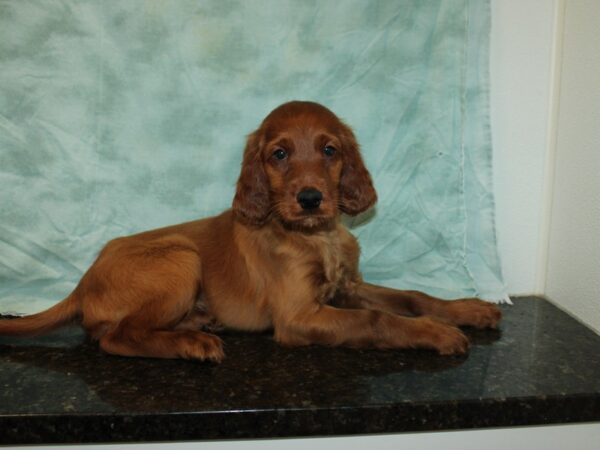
[0, 296, 599, 444]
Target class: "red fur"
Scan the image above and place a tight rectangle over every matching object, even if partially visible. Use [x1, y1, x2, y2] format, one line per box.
[0, 101, 501, 361]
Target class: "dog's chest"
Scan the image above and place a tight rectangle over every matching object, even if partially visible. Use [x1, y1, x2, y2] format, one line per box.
[309, 235, 346, 302]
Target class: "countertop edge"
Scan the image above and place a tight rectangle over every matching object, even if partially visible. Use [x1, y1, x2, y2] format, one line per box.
[2, 394, 599, 445]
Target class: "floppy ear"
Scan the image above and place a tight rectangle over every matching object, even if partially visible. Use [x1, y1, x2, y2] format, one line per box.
[232, 131, 271, 224]
[338, 126, 377, 216]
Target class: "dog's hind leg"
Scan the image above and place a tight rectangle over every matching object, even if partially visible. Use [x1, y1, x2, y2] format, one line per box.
[83, 235, 224, 361]
[96, 287, 224, 361]
[99, 323, 224, 361]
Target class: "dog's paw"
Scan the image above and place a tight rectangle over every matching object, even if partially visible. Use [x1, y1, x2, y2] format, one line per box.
[442, 299, 502, 329]
[181, 333, 225, 362]
[418, 317, 470, 355]
[433, 324, 470, 355]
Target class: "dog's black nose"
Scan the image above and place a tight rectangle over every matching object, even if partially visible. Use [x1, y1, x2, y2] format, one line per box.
[297, 188, 323, 210]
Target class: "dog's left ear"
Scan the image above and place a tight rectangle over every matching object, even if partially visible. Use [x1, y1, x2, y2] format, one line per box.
[338, 125, 377, 215]
[232, 131, 271, 224]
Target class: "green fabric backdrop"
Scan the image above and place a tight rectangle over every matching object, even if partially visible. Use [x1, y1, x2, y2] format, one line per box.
[0, 0, 507, 314]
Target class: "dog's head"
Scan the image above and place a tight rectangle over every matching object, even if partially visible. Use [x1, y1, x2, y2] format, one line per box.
[233, 101, 377, 229]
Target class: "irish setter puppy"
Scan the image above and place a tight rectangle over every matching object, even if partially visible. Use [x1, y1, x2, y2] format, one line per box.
[0, 101, 501, 361]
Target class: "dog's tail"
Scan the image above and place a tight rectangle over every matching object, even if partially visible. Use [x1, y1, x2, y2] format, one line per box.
[0, 291, 81, 337]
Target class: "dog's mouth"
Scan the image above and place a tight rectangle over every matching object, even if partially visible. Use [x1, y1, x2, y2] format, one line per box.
[272, 189, 339, 230]
[280, 205, 338, 231]
[281, 214, 335, 231]
[298, 211, 330, 225]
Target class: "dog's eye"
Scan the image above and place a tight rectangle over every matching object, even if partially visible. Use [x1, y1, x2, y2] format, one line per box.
[323, 145, 336, 157]
[273, 149, 288, 160]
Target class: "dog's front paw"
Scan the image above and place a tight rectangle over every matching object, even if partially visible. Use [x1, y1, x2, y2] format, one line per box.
[442, 299, 502, 329]
[432, 323, 470, 355]
[418, 317, 470, 355]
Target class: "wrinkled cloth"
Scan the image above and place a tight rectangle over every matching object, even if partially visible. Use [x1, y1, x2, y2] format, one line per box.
[0, 0, 507, 314]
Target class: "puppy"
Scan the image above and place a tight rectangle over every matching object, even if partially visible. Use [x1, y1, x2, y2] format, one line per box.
[0, 101, 501, 361]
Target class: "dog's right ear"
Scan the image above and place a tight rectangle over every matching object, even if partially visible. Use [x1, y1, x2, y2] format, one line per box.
[232, 131, 271, 224]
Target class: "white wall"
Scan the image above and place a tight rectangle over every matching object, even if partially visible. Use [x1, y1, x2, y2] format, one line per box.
[490, 0, 559, 296]
[491, 0, 600, 332]
[545, 0, 600, 333]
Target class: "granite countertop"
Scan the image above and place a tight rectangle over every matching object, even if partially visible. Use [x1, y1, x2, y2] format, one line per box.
[1, 296, 599, 445]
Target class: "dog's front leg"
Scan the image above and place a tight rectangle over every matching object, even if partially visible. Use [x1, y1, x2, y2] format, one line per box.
[273, 304, 470, 355]
[351, 283, 502, 329]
